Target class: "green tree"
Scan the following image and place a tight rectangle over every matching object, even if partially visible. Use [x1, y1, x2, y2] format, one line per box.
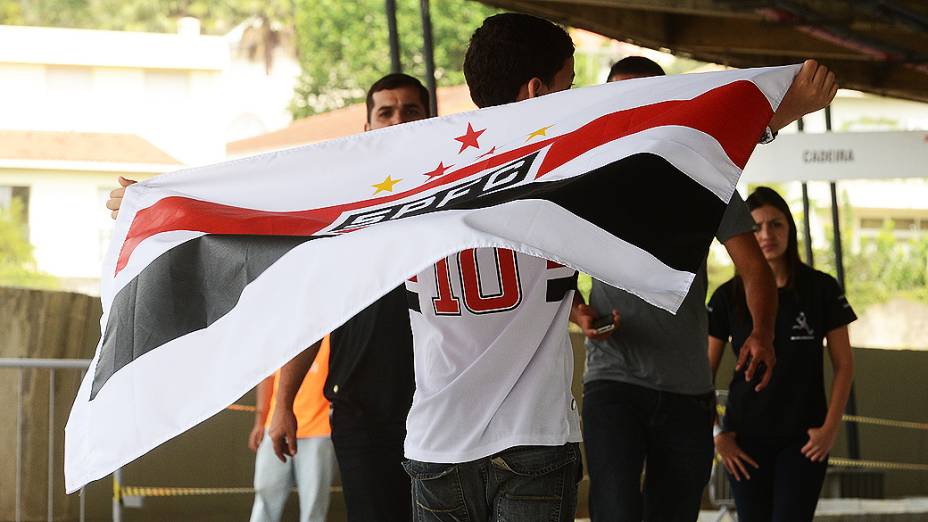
[290, 0, 498, 116]
[2, 0, 266, 33]
[0, 200, 58, 289]
[802, 192, 928, 312]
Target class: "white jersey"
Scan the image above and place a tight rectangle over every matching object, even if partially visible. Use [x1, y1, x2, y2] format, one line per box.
[404, 247, 582, 463]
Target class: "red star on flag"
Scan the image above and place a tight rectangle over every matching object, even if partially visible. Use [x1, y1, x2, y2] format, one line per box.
[454, 123, 485, 153]
[477, 146, 497, 159]
[423, 161, 454, 179]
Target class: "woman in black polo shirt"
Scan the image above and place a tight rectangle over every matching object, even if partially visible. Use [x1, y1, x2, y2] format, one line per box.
[708, 186, 856, 522]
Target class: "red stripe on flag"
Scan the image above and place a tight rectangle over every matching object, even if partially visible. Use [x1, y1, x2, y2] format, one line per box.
[546, 260, 565, 269]
[115, 80, 771, 275]
[536, 79, 770, 178]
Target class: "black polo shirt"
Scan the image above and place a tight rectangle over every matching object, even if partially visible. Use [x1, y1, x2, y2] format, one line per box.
[708, 265, 856, 440]
[326, 285, 415, 427]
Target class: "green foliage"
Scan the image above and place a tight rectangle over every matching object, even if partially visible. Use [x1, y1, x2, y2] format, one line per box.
[817, 219, 928, 311]
[0, 200, 58, 289]
[0, 0, 289, 34]
[0, 0, 23, 24]
[290, 0, 498, 116]
[792, 191, 926, 312]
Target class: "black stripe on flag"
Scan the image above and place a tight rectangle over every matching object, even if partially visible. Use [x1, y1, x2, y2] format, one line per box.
[406, 289, 421, 313]
[452, 153, 726, 275]
[90, 234, 317, 400]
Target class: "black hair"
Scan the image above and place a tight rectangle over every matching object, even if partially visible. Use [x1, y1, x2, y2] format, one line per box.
[608, 56, 666, 80]
[365, 73, 431, 122]
[745, 186, 802, 286]
[730, 186, 805, 319]
[463, 13, 575, 108]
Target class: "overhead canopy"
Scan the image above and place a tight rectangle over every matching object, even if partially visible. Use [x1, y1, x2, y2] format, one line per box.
[742, 130, 928, 183]
[474, 0, 928, 103]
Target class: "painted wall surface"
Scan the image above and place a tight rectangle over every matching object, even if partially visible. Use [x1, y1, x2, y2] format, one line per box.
[0, 24, 300, 166]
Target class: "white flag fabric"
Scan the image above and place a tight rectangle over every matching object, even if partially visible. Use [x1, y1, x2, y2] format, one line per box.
[65, 64, 799, 492]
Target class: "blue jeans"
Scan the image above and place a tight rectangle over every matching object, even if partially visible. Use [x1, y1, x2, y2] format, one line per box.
[582, 380, 715, 522]
[402, 443, 582, 521]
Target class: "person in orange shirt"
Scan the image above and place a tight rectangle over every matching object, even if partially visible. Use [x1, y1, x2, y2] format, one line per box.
[247, 336, 336, 522]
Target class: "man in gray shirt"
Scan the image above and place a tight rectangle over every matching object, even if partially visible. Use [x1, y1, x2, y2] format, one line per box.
[570, 57, 777, 522]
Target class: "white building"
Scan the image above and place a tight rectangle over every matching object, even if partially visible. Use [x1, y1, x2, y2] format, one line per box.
[0, 20, 300, 294]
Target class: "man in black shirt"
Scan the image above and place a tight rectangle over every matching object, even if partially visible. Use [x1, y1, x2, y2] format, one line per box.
[326, 287, 416, 522]
[287, 73, 428, 522]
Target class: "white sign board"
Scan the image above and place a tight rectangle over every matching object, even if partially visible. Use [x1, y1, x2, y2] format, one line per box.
[742, 130, 928, 183]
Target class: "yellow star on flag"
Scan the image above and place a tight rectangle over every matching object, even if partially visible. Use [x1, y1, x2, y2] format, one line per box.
[526, 125, 554, 142]
[372, 175, 402, 195]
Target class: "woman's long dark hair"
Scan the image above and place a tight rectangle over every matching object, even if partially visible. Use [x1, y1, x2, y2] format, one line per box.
[732, 186, 805, 316]
[746, 186, 803, 286]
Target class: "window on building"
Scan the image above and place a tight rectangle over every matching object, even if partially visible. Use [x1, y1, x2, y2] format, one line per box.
[893, 218, 917, 231]
[0, 185, 31, 223]
[860, 218, 884, 230]
[858, 215, 925, 239]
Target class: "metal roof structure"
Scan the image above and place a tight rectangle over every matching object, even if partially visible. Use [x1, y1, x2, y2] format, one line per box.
[474, 0, 928, 103]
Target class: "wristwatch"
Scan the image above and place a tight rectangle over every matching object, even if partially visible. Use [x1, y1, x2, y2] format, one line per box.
[759, 126, 778, 144]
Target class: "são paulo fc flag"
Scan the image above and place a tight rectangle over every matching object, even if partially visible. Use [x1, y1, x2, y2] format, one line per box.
[65, 64, 799, 491]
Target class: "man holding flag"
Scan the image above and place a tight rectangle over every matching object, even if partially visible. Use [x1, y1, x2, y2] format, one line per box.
[268, 12, 838, 521]
[67, 12, 838, 522]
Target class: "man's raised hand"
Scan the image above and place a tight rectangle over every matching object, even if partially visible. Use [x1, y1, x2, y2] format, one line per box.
[106, 176, 136, 219]
[769, 59, 838, 132]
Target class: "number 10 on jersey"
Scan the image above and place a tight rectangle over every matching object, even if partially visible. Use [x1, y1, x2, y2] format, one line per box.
[432, 248, 523, 315]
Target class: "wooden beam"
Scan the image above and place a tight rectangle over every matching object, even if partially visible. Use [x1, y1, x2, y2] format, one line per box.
[471, 0, 928, 102]
[667, 15, 877, 60]
[524, 0, 767, 20]
[498, 2, 872, 60]
[681, 51, 928, 103]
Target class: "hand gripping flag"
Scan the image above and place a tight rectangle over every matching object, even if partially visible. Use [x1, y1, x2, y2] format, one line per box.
[65, 65, 799, 491]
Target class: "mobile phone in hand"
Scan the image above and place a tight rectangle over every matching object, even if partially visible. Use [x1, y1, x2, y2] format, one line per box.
[591, 315, 615, 335]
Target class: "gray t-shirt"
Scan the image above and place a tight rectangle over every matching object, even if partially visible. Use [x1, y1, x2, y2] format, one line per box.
[584, 193, 755, 395]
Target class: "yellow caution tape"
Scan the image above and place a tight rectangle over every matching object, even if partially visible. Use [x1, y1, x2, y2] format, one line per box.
[714, 405, 928, 431]
[829, 457, 928, 473]
[122, 486, 254, 497]
[840, 415, 928, 431]
[120, 485, 343, 497]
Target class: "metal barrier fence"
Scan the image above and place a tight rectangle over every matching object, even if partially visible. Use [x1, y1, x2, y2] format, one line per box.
[0, 357, 334, 522]
[1, 357, 90, 522]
